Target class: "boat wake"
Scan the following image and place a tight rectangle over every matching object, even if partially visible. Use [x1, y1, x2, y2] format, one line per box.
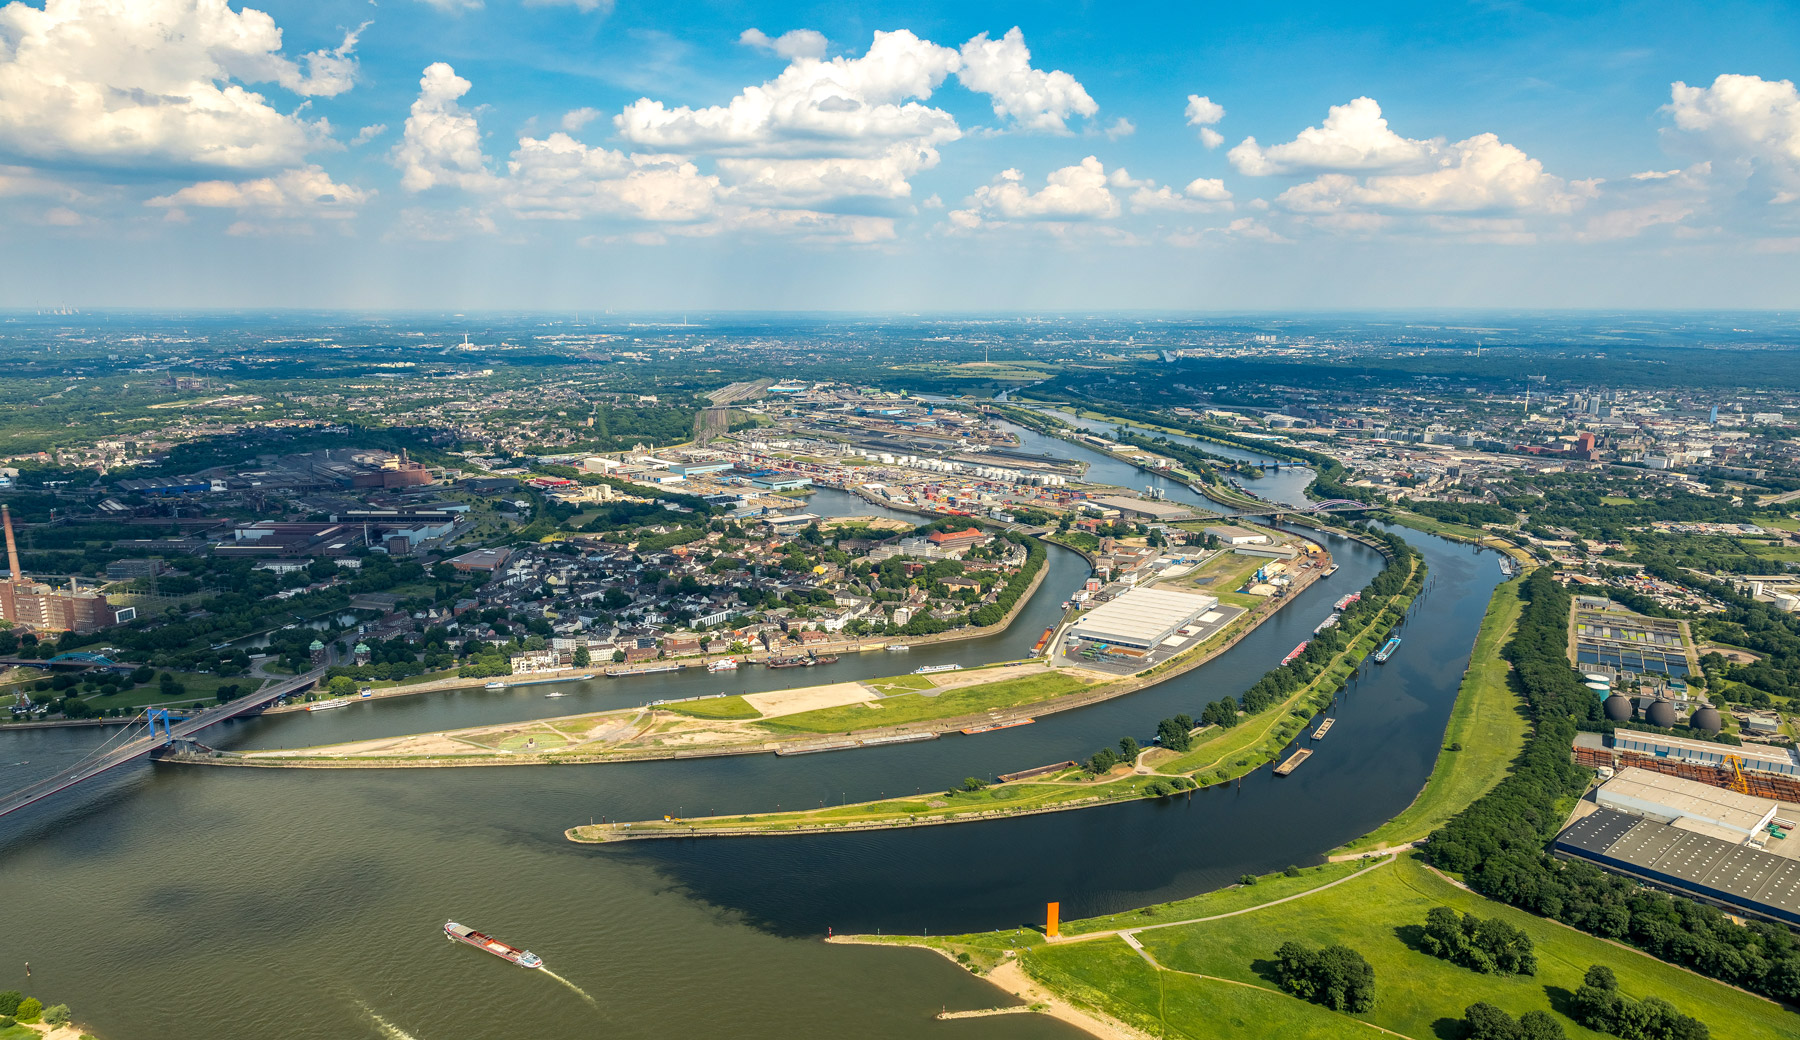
[356, 1001, 423, 1040]
[540, 967, 596, 1005]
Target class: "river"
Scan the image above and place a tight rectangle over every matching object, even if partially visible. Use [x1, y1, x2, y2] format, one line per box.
[0, 426, 1505, 1040]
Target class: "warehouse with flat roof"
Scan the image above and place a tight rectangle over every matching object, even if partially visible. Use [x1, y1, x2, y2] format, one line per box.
[1554, 807, 1800, 927]
[1069, 587, 1218, 650]
[1594, 768, 1779, 843]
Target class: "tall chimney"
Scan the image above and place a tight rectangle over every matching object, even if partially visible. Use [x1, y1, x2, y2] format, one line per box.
[2, 505, 20, 584]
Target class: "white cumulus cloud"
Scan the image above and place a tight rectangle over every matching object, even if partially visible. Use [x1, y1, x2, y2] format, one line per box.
[393, 63, 497, 193]
[1229, 97, 1434, 176]
[950, 155, 1120, 229]
[0, 0, 357, 172]
[146, 164, 370, 217]
[739, 28, 828, 60]
[1185, 94, 1225, 126]
[1272, 133, 1595, 216]
[957, 27, 1098, 132]
[1665, 74, 1800, 202]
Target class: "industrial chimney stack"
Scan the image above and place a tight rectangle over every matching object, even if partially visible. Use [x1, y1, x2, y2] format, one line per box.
[1, 504, 20, 584]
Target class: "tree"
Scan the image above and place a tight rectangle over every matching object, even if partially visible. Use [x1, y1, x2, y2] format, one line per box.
[1156, 716, 1193, 752]
[572, 645, 590, 667]
[611, 649, 626, 663]
[1517, 1011, 1566, 1040]
[14, 998, 40, 1023]
[42, 1004, 69, 1027]
[326, 675, 357, 698]
[1271, 941, 1375, 1013]
[961, 777, 988, 792]
[1463, 1002, 1521, 1040]
[0, 992, 20, 1016]
[1118, 736, 1140, 762]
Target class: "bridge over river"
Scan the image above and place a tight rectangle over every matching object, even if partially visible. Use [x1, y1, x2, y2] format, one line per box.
[0, 666, 325, 819]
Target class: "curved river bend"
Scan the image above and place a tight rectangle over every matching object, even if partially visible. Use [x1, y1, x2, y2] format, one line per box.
[0, 427, 1505, 1040]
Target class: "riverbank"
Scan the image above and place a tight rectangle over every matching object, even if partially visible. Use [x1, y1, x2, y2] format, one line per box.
[161, 543, 1331, 771]
[1335, 574, 1529, 855]
[565, 549, 1416, 841]
[879, 851, 1797, 1040]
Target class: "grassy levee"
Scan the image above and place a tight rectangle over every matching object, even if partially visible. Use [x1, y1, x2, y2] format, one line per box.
[1336, 576, 1529, 854]
[662, 695, 761, 720]
[760, 672, 1091, 733]
[1028, 938, 1384, 1040]
[1059, 860, 1371, 937]
[1109, 854, 1794, 1040]
[569, 554, 1419, 841]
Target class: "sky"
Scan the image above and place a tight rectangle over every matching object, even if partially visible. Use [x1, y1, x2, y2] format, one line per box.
[4, 0, 1800, 311]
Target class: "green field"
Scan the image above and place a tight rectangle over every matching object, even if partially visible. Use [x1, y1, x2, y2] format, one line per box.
[1059, 860, 1372, 937]
[1013, 855, 1794, 1040]
[663, 695, 762, 720]
[1339, 576, 1529, 853]
[758, 671, 1090, 733]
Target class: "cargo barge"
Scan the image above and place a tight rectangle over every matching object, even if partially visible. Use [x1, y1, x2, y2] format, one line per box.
[1374, 636, 1402, 663]
[1274, 748, 1314, 776]
[961, 718, 1035, 735]
[1281, 641, 1309, 666]
[443, 921, 543, 969]
[1334, 593, 1361, 610]
[1311, 718, 1334, 740]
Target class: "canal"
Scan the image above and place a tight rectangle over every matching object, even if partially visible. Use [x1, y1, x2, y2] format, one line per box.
[0, 428, 1506, 1040]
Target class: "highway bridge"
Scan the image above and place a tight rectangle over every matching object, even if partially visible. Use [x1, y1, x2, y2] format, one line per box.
[0, 666, 326, 820]
[1203, 499, 1374, 521]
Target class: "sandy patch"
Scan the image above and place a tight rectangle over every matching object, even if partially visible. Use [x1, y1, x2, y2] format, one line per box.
[983, 958, 1152, 1040]
[743, 681, 876, 717]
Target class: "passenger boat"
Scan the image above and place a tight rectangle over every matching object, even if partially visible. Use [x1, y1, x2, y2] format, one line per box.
[707, 659, 739, 673]
[544, 691, 566, 698]
[443, 921, 543, 969]
[484, 681, 506, 689]
[307, 698, 350, 712]
[1374, 636, 1402, 663]
[886, 644, 910, 652]
[913, 663, 961, 675]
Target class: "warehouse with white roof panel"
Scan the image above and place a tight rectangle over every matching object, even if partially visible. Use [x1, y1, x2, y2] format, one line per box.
[1069, 587, 1218, 650]
[1594, 768, 1779, 843]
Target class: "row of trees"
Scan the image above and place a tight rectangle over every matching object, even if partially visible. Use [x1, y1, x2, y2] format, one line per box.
[1427, 569, 1800, 1002]
[967, 533, 1046, 627]
[1459, 1002, 1567, 1040]
[0, 990, 67, 1027]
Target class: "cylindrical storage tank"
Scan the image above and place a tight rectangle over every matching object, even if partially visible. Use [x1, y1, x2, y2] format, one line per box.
[1646, 699, 1678, 728]
[1603, 693, 1633, 722]
[1585, 681, 1611, 697]
[1689, 706, 1723, 734]
[1777, 593, 1800, 613]
[1584, 673, 1611, 685]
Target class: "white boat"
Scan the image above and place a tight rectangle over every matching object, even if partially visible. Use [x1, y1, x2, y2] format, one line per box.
[544, 691, 566, 698]
[706, 659, 739, 673]
[484, 681, 506, 690]
[307, 698, 350, 712]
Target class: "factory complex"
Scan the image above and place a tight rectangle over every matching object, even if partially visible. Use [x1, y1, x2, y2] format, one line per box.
[1067, 587, 1220, 651]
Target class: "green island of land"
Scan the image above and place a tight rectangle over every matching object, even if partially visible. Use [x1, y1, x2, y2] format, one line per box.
[565, 548, 1422, 840]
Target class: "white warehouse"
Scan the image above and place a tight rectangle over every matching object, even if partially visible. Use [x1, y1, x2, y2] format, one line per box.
[1069, 587, 1219, 651]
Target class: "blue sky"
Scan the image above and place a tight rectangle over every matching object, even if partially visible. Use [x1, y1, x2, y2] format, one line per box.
[3, 0, 1800, 310]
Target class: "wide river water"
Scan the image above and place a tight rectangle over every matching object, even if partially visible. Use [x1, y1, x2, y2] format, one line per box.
[0, 419, 1505, 1040]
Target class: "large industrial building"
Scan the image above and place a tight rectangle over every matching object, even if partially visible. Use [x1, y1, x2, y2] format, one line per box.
[1592, 769, 1778, 843]
[1553, 769, 1800, 926]
[1069, 587, 1219, 650]
[0, 506, 126, 634]
[1612, 730, 1800, 777]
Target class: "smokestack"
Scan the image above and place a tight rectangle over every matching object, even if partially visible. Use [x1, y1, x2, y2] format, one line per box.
[2, 505, 20, 584]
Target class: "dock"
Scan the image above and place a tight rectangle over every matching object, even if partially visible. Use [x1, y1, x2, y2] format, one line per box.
[1274, 748, 1314, 776]
[1311, 718, 1334, 740]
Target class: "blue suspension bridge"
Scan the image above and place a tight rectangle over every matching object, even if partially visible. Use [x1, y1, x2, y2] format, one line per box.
[0, 666, 326, 820]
